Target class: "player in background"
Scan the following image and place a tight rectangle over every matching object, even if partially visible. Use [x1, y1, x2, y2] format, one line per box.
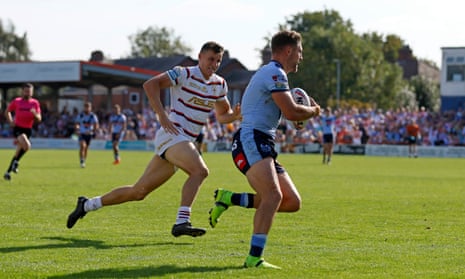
[66, 41, 241, 238]
[209, 30, 320, 268]
[3, 83, 42, 181]
[108, 104, 127, 164]
[75, 102, 99, 168]
[194, 127, 205, 155]
[406, 119, 420, 158]
[320, 107, 336, 164]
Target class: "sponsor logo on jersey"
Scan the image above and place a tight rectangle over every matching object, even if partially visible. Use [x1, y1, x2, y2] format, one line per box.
[187, 96, 215, 109]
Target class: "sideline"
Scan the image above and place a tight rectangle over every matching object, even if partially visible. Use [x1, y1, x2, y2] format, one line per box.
[0, 139, 464, 158]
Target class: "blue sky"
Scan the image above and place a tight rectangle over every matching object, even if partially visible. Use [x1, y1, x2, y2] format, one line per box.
[1, 0, 463, 69]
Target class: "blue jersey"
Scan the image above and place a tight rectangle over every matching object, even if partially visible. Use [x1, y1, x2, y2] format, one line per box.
[75, 112, 98, 135]
[109, 113, 127, 134]
[321, 115, 336, 135]
[240, 60, 290, 138]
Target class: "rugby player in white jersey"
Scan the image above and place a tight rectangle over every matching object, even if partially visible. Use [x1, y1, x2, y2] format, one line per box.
[67, 42, 241, 238]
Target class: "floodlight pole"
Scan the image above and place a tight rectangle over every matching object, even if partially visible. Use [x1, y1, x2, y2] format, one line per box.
[334, 59, 341, 109]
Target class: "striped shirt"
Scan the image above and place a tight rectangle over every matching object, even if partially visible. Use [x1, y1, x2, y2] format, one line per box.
[166, 65, 228, 140]
[75, 112, 98, 135]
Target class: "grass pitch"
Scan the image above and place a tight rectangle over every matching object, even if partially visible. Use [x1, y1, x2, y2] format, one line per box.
[0, 149, 464, 278]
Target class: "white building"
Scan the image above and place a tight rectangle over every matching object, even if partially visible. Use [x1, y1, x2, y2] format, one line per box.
[441, 47, 465, 111]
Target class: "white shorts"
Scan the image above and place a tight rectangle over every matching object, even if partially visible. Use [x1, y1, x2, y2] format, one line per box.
[153, 127, 192, 156]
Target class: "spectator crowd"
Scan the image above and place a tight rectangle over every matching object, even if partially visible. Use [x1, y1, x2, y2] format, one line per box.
[277, 106, 465, 151]
[1, 104, 465, 150]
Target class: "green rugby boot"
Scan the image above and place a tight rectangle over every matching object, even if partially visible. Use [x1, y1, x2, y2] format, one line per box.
[243, 256, 281, 269]
[208, 188, 233, 228]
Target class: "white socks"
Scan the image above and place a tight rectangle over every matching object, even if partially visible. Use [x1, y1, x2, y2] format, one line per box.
[175, 206, 191, 224]
[84, 197, 102, 212]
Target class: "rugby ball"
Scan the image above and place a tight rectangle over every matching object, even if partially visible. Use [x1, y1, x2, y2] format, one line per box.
[290, 87, 311, 130]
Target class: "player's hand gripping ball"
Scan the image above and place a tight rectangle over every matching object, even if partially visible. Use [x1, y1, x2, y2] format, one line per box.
[290, 87, 311, 130]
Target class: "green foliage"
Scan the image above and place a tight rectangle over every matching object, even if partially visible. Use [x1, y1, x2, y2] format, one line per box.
[0, 19, 31, 62]
[382, 34, 404, 63]
[409, 75, 441, 111]
[1, 149, 465, 278]
[128, 26, 192, 58]
[274, 10, 408, 110]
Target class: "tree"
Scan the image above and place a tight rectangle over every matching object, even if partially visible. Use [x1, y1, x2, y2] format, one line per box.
[409, 75, 440, 111]
[0, 19, 31, 62]
[271, 10, 406, 110]
[382, 34, 404, 63]
[128, 26, 192, 58]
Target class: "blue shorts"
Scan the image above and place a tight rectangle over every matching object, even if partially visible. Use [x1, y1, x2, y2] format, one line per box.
[231, 128, 285, 175]
[323, 133, 333, 144]
[79, 134, 93, 145]
[112, 132, 124, 143]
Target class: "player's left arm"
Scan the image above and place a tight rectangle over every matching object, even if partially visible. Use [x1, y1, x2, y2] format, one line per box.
[214, 98, 241, 124]
[122, 116, 128, 133]
[119, 116, 127, 142]
[31, 102, 42, 122]
[93, 115, 99, 135]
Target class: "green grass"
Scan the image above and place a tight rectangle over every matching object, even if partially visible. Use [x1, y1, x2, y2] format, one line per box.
[0, 149, 464, 278]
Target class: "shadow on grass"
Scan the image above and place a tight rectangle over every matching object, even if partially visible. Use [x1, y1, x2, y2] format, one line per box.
[47, 265, 244, 278]
[0, 236, 192, 253]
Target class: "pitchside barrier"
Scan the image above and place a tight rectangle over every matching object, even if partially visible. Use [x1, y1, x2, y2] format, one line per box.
[0, 138, 464, 158]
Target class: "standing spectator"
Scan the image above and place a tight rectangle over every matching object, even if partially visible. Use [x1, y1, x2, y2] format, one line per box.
[209, 30, 320, 268]
[66, 41, 241, 238]
[75, 102, 99, 168]
[194, 126, 206, 154]
[3, 83, 42, 181]
[108, 104, 127, 165]
[406, 119, 420, 157]
[320, 107, 336, 164]
[359, 121, 370, 145]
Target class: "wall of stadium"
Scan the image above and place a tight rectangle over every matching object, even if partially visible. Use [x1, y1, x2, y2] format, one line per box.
[441, 47, 465, 111]
[0, 138, 465, 158]
[0, 139, 464, 158]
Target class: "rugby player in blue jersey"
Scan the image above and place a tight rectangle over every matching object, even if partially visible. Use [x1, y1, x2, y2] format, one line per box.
[108, 104, 127, 164]
[209, 30, 320, 269]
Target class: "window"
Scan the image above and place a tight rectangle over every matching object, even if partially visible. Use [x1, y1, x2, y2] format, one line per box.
[129, 92, 140, 104]
[446, 65, 465, 81]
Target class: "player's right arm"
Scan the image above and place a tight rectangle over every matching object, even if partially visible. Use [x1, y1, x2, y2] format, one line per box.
[143, 72, 177, 135]
[272, 91, 320, 121]
[74, 117, 80, 135]
[5, 111, 14, 127]
[5, 101, 15, 126]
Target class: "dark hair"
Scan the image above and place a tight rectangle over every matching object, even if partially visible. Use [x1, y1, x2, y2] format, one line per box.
[200, 41, 224, 54]
[271, 30, 302, 53]
[22, 83, 33, 89]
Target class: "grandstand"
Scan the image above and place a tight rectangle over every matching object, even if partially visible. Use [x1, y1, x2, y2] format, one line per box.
[1, 53, 465, 158]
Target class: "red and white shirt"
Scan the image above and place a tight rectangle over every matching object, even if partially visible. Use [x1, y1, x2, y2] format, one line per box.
[166, 65, 228, 140]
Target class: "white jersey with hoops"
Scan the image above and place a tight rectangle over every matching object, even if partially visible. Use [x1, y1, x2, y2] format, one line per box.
[166, 65, 228, 140]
